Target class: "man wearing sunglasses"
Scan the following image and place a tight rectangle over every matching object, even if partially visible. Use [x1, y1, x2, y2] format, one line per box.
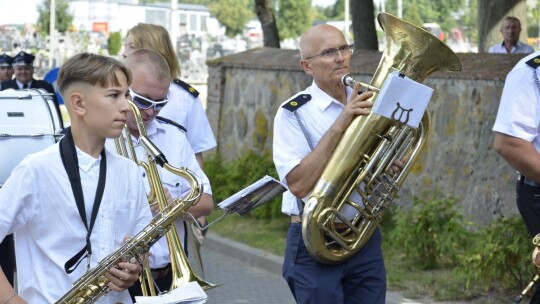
[110, 48, 214, 298]
[273, 24, 390, 304]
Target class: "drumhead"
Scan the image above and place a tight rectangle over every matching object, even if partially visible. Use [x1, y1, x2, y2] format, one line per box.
[0, 89, 64, 186]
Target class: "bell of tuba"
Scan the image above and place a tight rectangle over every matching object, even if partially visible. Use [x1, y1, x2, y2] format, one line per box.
[301, 12, 462, 264]
[114, 100, 218, 295]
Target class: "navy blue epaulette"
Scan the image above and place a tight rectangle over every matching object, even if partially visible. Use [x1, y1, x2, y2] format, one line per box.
[173, 79, 199, 97]
[282, 94, 311, 112]
[526, 55, 540, 69]
[156, 116, 187, 133]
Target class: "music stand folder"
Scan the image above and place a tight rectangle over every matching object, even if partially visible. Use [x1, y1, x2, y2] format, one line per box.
[218, 175, 287, 215]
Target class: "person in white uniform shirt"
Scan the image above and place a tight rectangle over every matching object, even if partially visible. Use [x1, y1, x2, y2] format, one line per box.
[0, 53, 150, 304]
[273, 24, 403, 304]
[111, 48, 213, 298]
[122, 23, 216, 168]
[123, 23, 217, 239]
[493, 50, 540, 302]
[488, 16, 534, 54]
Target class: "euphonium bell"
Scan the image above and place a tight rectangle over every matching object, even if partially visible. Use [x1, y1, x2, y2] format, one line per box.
[301, 12, 462, 264]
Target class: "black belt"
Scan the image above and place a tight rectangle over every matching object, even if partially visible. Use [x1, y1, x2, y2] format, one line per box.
[151, 263, 171, 280]
[520, 174, 540, 187]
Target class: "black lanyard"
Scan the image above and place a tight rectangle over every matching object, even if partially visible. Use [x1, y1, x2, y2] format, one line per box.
[59, 127, 107, 274]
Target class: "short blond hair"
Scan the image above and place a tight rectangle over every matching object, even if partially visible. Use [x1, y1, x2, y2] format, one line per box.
[127, 23, 180, 78]
[58, 53, 131, 97]
[124, 48, 172, 84]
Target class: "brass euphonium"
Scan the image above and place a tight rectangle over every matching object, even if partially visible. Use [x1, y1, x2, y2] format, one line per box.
[301, 12, 462, 264]
[114, 100, 218, 295]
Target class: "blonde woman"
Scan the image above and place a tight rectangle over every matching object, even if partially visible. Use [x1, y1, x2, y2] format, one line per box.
[123, 23, 216, 168]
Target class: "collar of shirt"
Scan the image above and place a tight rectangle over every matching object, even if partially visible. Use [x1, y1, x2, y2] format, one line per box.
[75, 145, 101, 174]
[310, 80, 353, 112]
[499, 40, 528, 53]
[16, 80, 32, 89]
[130, 119, 162, 145]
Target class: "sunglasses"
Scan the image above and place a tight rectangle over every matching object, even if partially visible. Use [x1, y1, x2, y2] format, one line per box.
[129, 88, 169, 111]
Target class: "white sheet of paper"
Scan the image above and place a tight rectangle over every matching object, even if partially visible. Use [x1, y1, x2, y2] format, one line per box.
[135, 281, 208, 304]
[217, 175, 286, 215]
[372, 71, 433, 128]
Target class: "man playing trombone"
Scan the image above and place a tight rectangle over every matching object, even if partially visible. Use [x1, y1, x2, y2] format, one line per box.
[108, 48, 214, 299]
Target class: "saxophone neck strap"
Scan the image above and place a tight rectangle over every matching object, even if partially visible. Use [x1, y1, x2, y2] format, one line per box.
[59, 127, 107, 274]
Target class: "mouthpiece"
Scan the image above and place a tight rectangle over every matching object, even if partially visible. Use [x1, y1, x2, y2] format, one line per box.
[140, 136, 168, 167]
[341, 74, 380, 93]
[341, 74, 355, 87]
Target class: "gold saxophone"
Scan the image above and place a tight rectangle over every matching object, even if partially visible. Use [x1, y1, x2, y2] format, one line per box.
[55, 101, 211, 303]
[301, 12, 462, 264]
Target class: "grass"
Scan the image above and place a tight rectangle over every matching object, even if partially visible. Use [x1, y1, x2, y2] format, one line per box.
[206, 213, 527, 303]
[207, 212, 290, 256]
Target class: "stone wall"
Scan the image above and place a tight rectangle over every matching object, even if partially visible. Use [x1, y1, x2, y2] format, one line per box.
[206, 47, 527, 224]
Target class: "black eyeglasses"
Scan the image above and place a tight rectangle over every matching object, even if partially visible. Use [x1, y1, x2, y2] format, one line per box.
[129, 88, 169, 111]
[304, 44, 354, 60]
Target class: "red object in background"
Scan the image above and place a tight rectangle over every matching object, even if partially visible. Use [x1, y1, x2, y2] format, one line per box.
[92, 22, 108, 33]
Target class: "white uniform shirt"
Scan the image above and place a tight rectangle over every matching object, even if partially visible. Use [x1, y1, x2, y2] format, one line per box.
[273, 81, 361, 216]
[488, 40, 535, 54]
[493, 51, 540, 154]
[0, 143, 151, 304]
[106, 120, 212, 268]
[158, 82, 217, 154]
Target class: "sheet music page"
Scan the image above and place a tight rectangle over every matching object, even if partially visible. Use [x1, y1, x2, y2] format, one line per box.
[218, 175, 286, 215]
[372, 71, 433, 128]
[135, 281, 207, 304]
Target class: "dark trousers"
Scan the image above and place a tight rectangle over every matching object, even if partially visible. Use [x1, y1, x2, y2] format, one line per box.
[128, 266, 173, 302]
[283, 223, 386, 304]
[516, 179, 540, 303]
[0, 234, 15, 286]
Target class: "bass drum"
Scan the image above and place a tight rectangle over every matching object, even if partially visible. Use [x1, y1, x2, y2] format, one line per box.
[0, 89, 64, 187]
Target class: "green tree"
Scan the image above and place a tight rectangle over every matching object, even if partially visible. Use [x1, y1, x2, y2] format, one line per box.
[209, 0, 254, 37]
[276, 0, 312, 39]
[461, 0, 478, 46]
[107, 32, 122, 56]
[37, 0, 73, 34]
[406, 0, 424, 27]
[384, 0, 462, 35]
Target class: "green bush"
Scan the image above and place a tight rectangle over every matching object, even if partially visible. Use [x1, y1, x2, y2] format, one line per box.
[107, 31, 122, 56]
[457, 215, 532, 291]
[205, 151, 283, 220]
[388, 196, 472, 270]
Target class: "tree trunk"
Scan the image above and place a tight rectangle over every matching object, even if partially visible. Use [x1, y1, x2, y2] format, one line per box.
[478, 0, 527, 53]
[254, 0, 281, 48]
[351, 0, 378, 50]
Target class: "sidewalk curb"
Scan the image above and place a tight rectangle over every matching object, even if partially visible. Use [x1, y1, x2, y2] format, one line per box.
[204, 233, 284, 276]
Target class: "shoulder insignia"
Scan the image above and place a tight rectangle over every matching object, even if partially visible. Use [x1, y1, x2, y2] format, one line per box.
[526, 55, 540, 69]
[156, 116, 187, 133]
[173, 79, 199, 97]
[282, 94, 311, 112]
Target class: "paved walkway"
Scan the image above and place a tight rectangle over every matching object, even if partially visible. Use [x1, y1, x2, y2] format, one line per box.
[198, 233, 428, 304]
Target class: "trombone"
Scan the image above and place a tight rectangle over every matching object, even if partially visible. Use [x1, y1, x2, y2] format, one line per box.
[114, 100, 218, 296]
